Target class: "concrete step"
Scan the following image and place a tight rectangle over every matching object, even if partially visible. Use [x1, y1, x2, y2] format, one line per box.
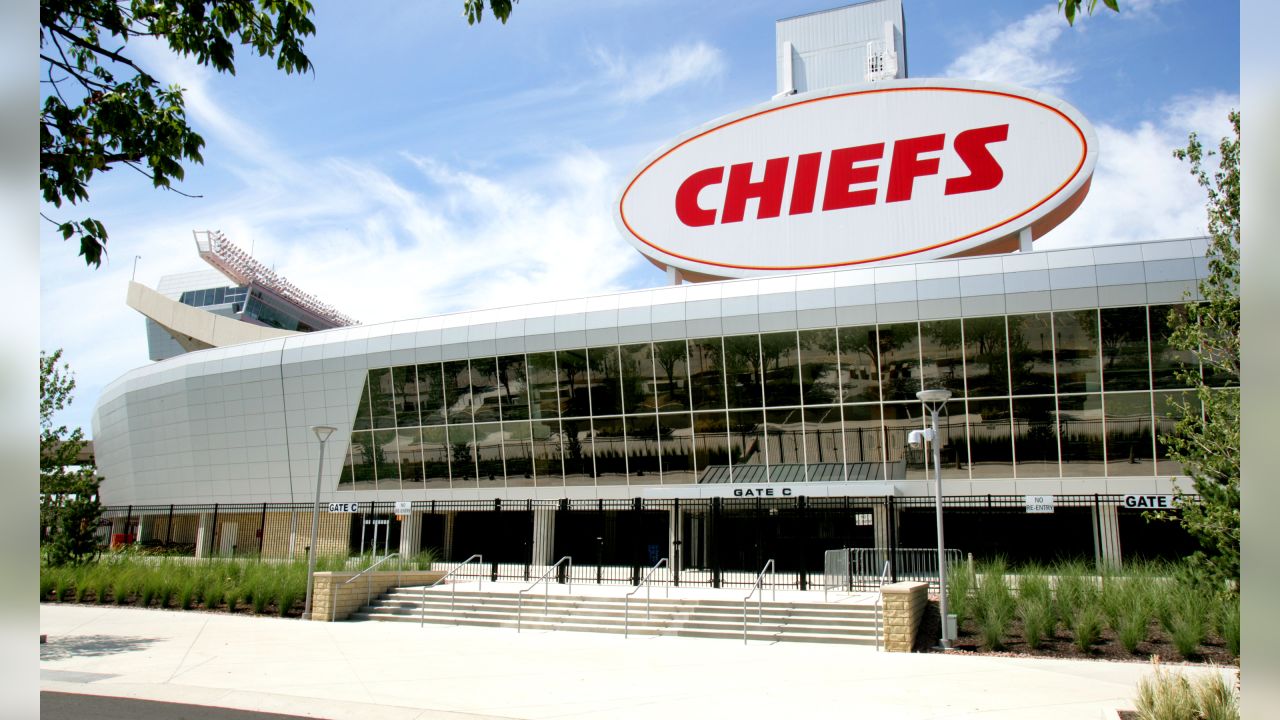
[359, 606, 878, 635]
[382, 596, 878, 621]
[387, 589, 878, 616]
[365, 602, 880, 630]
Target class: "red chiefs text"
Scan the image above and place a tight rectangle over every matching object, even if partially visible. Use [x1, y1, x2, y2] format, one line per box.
[674, 123, 1009, 227]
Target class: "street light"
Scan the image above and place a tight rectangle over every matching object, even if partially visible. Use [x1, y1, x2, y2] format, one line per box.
[302, 425, 336, 620]
[916, 388, 952, 649]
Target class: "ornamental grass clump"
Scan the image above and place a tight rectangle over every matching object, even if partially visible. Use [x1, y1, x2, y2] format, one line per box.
[1070, 604, 1104, 653]
[1134, 659, 1238, 720]
[1102, 571, 1154, 655]
[1051, 560, 1096, 627]
[1015, 564, 1055, 649]
[1218, 597, 1240, 657]
[1167, 589, 1209, 659]
[973, 559, 1015, 650]
[947, 559, 976, 625]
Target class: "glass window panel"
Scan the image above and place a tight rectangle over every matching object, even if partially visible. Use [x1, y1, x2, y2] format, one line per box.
[882, 402, 926, 480]
[688, 338, 726, 411]
[392, 365, 420, 429]
[1154, 390, 1199, 477]
[443, 360, 472, 425]
[421, 426, 450, 488]
[588, 347, 623, 417]
[1100, 307, 1151, 391]
[557, 350, 591, 419]
[693, 411, 729, 475]
[963, 317, 1010, 398]
[474, 422, 505, 485]
[620, 343, 658, 414]
[1008, 313, 1055, 395]
[502, 421, 534, 487]
[348, 432, 376, 490]
[447, 424, 477, 486]
[1149, 304, 1200, 389]
[338, 442, 356, 490]
[368, 368, 396, 429]
[657, 412, 694, 483]
[497, 354, 530, 421]
[1104, 392, 1154, 477]
[761, 331, 801, 407]
[765, 407, 804, 473]
[841, 403, 884, 471]
[397, 428, 425, 490]
[372, 429, 401, 491]
[803, 406, 844, 467]
[878, 322, 921, 402]
[470, 357, 501, 423]
[920, 319, 966, 398]
[591, 417, 627, 484]
[415, 363, 446, 426]
[562, 417, 593, 485]
[837, 326, 880, 403]
[1058, 394, 1104, 477]
[1012, 396, 1059, 477]
[728, 410, 766, 472]
[966, 399, 1013, 479]
[799, 329, 841, 406]
[624, 414, 661, 479]
[724, 335, 764, 409]
[935, 401, 971, 481]
[526, 352, 561, 420]
[352, 374, 374, 431]
[1054, 310, 1101, 393]
[653, 340, 690, 413]
[530, 419, 563, 486]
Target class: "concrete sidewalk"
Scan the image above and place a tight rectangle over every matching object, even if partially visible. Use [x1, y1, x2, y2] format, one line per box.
[40, 604, 1232, 720]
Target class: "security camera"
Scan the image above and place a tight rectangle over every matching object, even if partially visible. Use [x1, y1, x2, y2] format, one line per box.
[908, 429, 926, 449]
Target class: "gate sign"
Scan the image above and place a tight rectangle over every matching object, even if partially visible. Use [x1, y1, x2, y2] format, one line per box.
[1123, 494, 1176, 510]
[394, 500, 413, 514]
[616, 78, 1097, 278]
[327, 502, 361, 513]
[1025, 495, 1055, 514]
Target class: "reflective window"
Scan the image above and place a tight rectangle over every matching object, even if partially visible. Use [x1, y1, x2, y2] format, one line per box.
[878, 322, 921, 402]
[421, 426, 450, 488]
[1154, 390, 1197, 476]
[724, 335, 764, 409]
[416, 363, 446, 426]
[474, 422, 504, 484]
[935, 403, 971, 480]
[368, 368, 396, 429]
[920, 319, 966, 398]
[967, 399, 1013, 479]
[761, 332, 801, 407]
[397, 427, 425, 490]
[562, 417, 593, 485]
[1057, 394, 1104, 477]
[1012, 396, 1059, 477]
[372, 429, 400, 491]
[338, 443, 355, 489]
[728, 410, 765, 471]
[1054, 310, 1101, 393]
[1104, 392, 1154, 477]
[588, 347, 623, 417]
[352, 376, 373, 431]
[799, 329, 841, 406]
[531, 419, 563, 485]
[963, 317, 1010, 398]
[526, 353, 560, 420]
[653, 341, 690, 413]
[591, 417, 627, 484]
[557, 350, 591, 419]
[624, 414, 661, 478]
[347, 431, 376, 490]
[620, 343, 657, 414]
[882, 402, 926, 480]
[1100, 307, 1150, 391]
[688, 338, 726, 410]
[497, 354, 530, 421]
[1149, 304, 1199, 389]
[765, 407, 804, 469]
[841, 403, 884, 470]
[657, 412, 694, 483]
[1008, 313, 1055, 395]
[693, 411, 729, 474]
[443, 360, 472, 425]
[838, 326, 880, 403]
[447, 424, 477, 486]
[803, 406, 844, 466]
[470, 357, 501, 423]
[502, 421, 534, 487]
[392, 365, 420, 429]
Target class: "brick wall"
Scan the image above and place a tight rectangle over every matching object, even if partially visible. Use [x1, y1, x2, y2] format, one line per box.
[881, 581, 928, 652]
[310, 570, 446, 621]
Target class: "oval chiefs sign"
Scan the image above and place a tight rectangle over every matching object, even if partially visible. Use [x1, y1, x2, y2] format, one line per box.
[616, 79, 1097, 279]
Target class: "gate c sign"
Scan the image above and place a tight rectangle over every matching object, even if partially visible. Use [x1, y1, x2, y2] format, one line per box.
[1122, 494, 1177, 510]
[616, 78, 1097, 278]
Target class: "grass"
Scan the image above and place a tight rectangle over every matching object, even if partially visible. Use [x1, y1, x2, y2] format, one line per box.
[947, 559, 975, 624]
[972, 558, 1016, 650]
[1134, 659, 1238, 720]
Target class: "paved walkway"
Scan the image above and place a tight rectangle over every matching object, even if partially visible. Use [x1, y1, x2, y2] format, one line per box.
[40, 602, 1233, 720]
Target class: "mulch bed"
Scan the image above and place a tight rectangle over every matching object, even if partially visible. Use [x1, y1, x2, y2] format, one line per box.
[42, 592, 305, 619]
[913, 601, 1237, 667]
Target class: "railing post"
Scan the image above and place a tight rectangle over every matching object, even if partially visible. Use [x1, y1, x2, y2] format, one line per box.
[887, 495, 898, 584]
[258, 501, 268, 557]
[210, 503, 220, 559]
[672, 498, 681, 588]
[711, 497, 721, 589]
[164, 504, 174, 547]
[798, 496, 808, 591]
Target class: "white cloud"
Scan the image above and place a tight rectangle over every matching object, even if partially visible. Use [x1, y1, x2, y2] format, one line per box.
[1037, 91, 1239, 249]
[945, 5, 1074, 96]
[591, 41, 725, 104]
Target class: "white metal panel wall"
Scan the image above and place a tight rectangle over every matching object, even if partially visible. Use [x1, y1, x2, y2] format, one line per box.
[776, 0, 905, 94]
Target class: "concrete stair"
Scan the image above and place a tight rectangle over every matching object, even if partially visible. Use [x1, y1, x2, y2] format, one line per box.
[349, 586, 881, 645]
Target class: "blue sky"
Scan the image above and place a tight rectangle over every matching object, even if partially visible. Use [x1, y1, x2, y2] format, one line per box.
[39, 0, 1240, 434]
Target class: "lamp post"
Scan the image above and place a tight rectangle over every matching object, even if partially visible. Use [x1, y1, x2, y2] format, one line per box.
[302, 425, 336, 620]
[917, 388, 952, 649]
[131, 255, 142, 281]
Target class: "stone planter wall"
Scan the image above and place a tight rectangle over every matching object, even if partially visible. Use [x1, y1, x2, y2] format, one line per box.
[310, 570, 446, 621]
[881, 581, 929, 652]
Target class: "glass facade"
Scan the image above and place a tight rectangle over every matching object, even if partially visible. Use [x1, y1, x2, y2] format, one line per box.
[338, 303, 1219, 490]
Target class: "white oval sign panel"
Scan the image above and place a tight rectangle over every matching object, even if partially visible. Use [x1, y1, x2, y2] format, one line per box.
[616, 79, 1097, 278]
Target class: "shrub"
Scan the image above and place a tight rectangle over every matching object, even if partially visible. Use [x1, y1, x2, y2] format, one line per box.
[1018, 596, 1055, 650]
[973, 559, 1015, 650]
[1070, 605, 1103, 653]
[1134, 660, 1238, 720]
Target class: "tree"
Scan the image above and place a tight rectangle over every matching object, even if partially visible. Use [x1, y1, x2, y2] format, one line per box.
[1058, 0, 1120, 26]
[41, 0, 516, 267]
[40, 349, 103, 566]
[1160, 111, 1240, 591]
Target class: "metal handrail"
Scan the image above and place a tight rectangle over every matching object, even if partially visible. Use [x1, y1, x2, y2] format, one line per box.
[874, 560, 890, 652]
[742, 559, 776, 645]
[341, 552, 400, 609]
[517, 556, 572, 633]
[419, 554, 484, 627]
[623, 558, 669, 638]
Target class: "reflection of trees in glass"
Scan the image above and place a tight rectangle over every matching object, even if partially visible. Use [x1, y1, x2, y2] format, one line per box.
[443, 360, 472, 423]
[498, 354, 529, 420]
[688, 338, 724, 410]
[1097, 307, 1150, 390]
[724, 335, 763, 408]
[369, 368, 396, 428]
[761, 332, 799, 406]
[1054, 310, 1100, 393]
[557, 350, 589, 417]
[877, 323, 917, 401]
[920, 320, 965, 396]
[620, 344, 655, 413]
[963, 317, 1009, 397]
[1007, 314, 1051, 395]
[838, 326, 880, 402]
[588, 346, 622, 415]
[799, 329, 839, 405]
[653, 341, 688, 411]
[526, 352, 559, 419]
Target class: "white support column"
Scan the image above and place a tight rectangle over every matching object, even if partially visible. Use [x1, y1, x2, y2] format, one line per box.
[135, 514, 152, 545]
[1018, 226, 1033, 253]
[194, 513, 213, 559]
[399, 513, 423, 559]
[1093, 503, 1123, 570]
[532, 509, 556, 566]
[873, 503, 890, 550]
